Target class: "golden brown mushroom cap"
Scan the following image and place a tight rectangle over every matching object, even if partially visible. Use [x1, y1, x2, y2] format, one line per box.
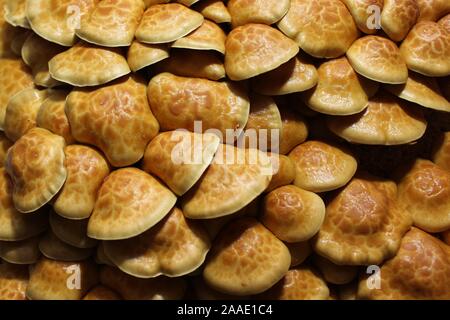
[0, 263, 28, 300]
[252, 54, 318, 96]
[99, 265, 186, 299]
[327, 92, 427, 145]
[194, 0, 231, 24]
[265, 154, 296, 192]
[400, 21, 450, 77]
[87, 168, 176, 240]
[53, 145, 110, 220]
[416, 0, 450, 22]
[49, 212, 97, 249]
[438, 13, 450, 32]
[4, 0, 29, 28]
[26, 257, 98, 300]
[191, 277, 249, 300]
[126, 41, 169, 72]
[341, 0, 384, 34]
[381, 0, 419, 41]
[289, 140, 357, 193]
[76, 0, 144, 47]
[0, 133, 12, 166]
[203, 217, 291, 295]
[314, 174, 412, 265]
[278, 0, 359, 58]
[313, 255, 358, 285]
[357, 227, 450, 299]
[147, 73, 249, 136]
[104, 208, 210, 278]
[142, 131, 220, 196]
[38, 231, 93, 261]
[5, 128, 67, 213]
[227, 0, 290, 27]
[135, 3, 204, 44]
[182, 144, 272, 219]
[83, 285, 121, 300]
[262, 185, 325, 242]
[143, 0, 169, 6]
[347, 36, 408, 84]
[278, 106, 308, 155]
[0, 236, 41, 264]
[225, 24, 299, 81]
[48, 42, 131, 87]
[432, 131, 450, 171]
[397, 159, 450, 233]
[66, 75, 159, 167]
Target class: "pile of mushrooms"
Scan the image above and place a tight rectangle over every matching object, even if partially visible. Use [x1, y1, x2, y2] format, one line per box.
[0, 0, 449, 300]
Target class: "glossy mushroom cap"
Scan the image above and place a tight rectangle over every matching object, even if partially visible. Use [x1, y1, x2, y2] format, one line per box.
[5, 128, 67, 213]
[416, 0, 450, 22]
[49, 212, 97, 249]
[203, 217, 291, 296]
[194, 0, 231, 24]
[438, 14, 450, 32]
[127, 41, 169, 72]
[265, 154, 296, 192]
[83, 285, 121, 300]
[227, 0, 290, 27]
[432, 131, 450, 171]
[172, 20, 226, 54]
[313, 173, 412, 265]
[0, 235, 41, 264]
[4, 0, 29, 28]
[341, 0, 384, 34]
[381, 0, 419, 41]
[397, 159, 450, 233]
[278, 106, 308, 155]
[225, 24, 299, 81]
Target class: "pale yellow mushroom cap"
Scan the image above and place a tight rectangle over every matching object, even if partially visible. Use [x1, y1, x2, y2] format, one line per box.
[381, 0, 419, 41]
[127, 41, 169, 72]
[341, 0, 384, 34]
[227, 0, 290, 28]
[4, 0, 29, 28]
[194, 0, 231, 24]
[0, 262, 28, 300]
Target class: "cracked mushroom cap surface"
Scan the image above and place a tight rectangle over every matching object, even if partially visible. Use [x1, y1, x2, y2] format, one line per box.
[416, 0, 450, 22]
[278, 106, 309, 155]
[87, 168, 177, 240]
[4, 0, 29, 28]
[397, 159, 450, 233]
[0, 263, 28, 300]
[127, 41, 169, 72]
[203, 217, 291, 296]
[225, 24, 299, 81]
[227, 0, 290, 28]
[5, 128, 67, 213]
[340, 0, 384, 34]
[265, 154, 296, 192]
[49, 212, 97, 249]
[381, 0, 419, 42]
[0, 236, 41, 264]
[66, 75, 159, 167]
[438, 13, 450, 32]
[432, 131, 450, 172]
[194, 0, 231, 24]
[313, 173, 412, 265]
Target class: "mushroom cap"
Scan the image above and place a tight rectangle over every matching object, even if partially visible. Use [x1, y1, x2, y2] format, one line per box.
[327, 91, 427, 145]
[0, 4, 23, 58]
[142, 131, 220, 196]
[0, 168, 48, 241]
[313, 255, 358, 285]
[0, 236, 41, 264]
[126, 41, 169, 72]
[347, 36, 408, 84]
[176, 0, 200, 7]
[66, 75, 159, 167]
[83, 285, 121, 300]
[76, 0, 145, 47]
[147, 73, 249, 136]
[143, 0, 169, 7]
[227, 0, 290, 28]
[99, 265, 186, 299]
[255, 266, 330, 300]
[277, 0, 359, 58]
[338, 282, 358, 300]
[49, 211, 97, 249]
[5, 128, 67, 213]
[397, 159, 450, 233]
[416, 0, 450, 22]
[432, 131, 450, 171]
[154, 49, 225, 81]
[0, 263, 28, 300]
[38, 231, 93, 261]
[341, 0, 384, 34]
[36, 90, 75, 145]
[262, 185, 326, 242]
[313, 173, 412, 265]
[3, 88, 48, 142]
[21, 32, 64, 87]
[172, 19, 226, 54]
[381, 0, 419, 42]
[194, 0, 231, 24]
[26, 0, 97, 46]
[0, 58, 34, 130]
[191, 277, 249, 300]
[357, 227, 450, 299]
[104, 207, 210, 278]
[0, 133, 12, 166]
[278, 106, 309, 155]
[87, 168, 176, 240]
[48, 42, 131, 87]
[303, 57, 376, 116]
[252, 54, 318, 96]
[182, 144, 272, 219]
[438, 13, 450, 32]
[26, 257, 99, 300]
[289, 140, 357, 193]
[203, 217, 291, 296]
[225, 24, 299, 81]
[53, 145, 110, 219]
[135, 3, 204, 44]
[400, 21, 450, 77]
[386, 72, 450, 112]
[4, 0, 30, 28]
[265, 154, 296, 192]
[286, 241, 311, 267]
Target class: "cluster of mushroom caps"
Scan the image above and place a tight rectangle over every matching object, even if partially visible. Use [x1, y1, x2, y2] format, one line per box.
[0, 0, 449, 301]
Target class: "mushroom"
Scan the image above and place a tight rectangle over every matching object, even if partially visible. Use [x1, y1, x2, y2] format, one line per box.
[182, 144, 272, 219]
[438, 13, 450, 31]
[313, 173, 412, 265]
[0, 5, 24, 58]
[397, 159, 450, 233]
[432, 131, 450, 171]
[26, 257, 99, 300]
[313, 255, 358, 285]
[0, 133, 12, 166]
[381, 0, 419, 41]
[66, 75, 159, 167]
[190, 277, 249, 300]
[10, 29, 31, 57]
[38, 231, 93, 261]
[227, 0, 290, 28]
[289, 140, 357, 193]
[83, 285, 121, 300]
[341, 0, 384, 34]
[265, 154, 296, 192]
[126, 40, 169, 72]
[278, 106, 309, 155]
[135, 4, 204, 44]
[193, 0, 231, 24]
[0, 236, 41, 264]
[357, 227, 450, 299]
[49, 211, 97, 249]
[338, 282, 358, 300]
[261, 185, 326, 242]
[4, 0, 29, 28]
[277, 0, 359, 58]
[176, 0, 200, 7]
[172, 20, 226, 54]
[0, 262, 28, 300]
[416, 0, 450, 22]
[224, 24, 299, 81]
[286, 241, 312, 267]
[76, 0, 145, 47]
[143, 0, 170, 7]
[5, 128, 67, 213]
[203, 217, 291, 296]
[442, 230, 450, 245]
[142, 131, 220, 196]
